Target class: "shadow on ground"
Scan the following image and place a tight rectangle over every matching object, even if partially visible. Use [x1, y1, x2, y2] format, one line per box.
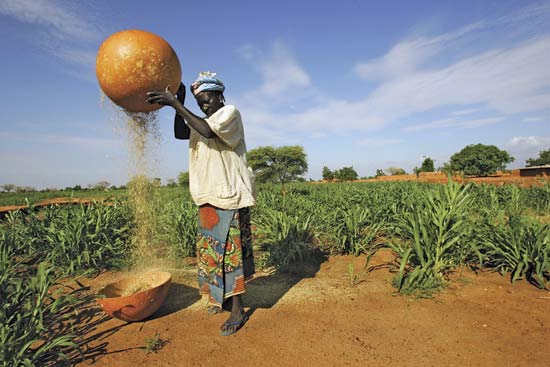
[148, 283, 201, 319]
[68, 281, 199, 365]
[243, 253, 326, 310]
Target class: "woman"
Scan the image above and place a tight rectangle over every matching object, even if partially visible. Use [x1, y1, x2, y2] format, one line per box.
[146, 72, 256, 336]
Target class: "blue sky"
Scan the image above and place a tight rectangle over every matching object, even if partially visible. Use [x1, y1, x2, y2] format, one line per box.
[0, 0, 549, 189]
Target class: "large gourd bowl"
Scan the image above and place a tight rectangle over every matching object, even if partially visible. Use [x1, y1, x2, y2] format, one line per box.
[97, 271, 172, 322]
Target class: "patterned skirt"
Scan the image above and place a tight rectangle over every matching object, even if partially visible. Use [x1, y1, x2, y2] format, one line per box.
[196, 204, 255, 307]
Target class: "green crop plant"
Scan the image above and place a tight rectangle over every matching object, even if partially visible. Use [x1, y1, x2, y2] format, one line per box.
[0, 232, 87, 367]
[347, 261, 361, 287]
[483, 215, 550, 289]
[332, 206, 385, 256]
[44, 203, 131, 275]
[1, 202, 132, 275]
[389, 181, 476, 296]
[253, 208, 316, 271]
[525, 181, 550, 214]
[143, 332, 168, 354]
[161, 200, 197, 259]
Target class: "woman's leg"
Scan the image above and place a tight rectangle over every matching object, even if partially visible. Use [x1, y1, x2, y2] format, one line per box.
[220, 295, 246, 335]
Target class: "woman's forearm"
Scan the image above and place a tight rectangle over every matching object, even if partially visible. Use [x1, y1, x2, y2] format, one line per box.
[173, 102, 215, 138]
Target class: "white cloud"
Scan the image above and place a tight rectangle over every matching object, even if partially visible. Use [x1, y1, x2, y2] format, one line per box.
[0, 0, 102, 68]
[453, 108, 480, 116]
[406, 117, 504, 132]
[353, 38, 440, 81]
[354, 1, 550, 81]
[0, 0, 100, 41]
[54, 49, 97, 67]
[357, 138, 403, 146]
[508, 136, 550, 149]
[235, 4, 550, 143]
[506, 135, 550, 167]
[283, 35, 550, 136]
[238, 41, 311, 98]
[235, 41, 321, 143]
[366, 36, 550, 118]
[522, 116, 545, 122]
[0, 131, 118, 148]
[353, 18, 490, 81]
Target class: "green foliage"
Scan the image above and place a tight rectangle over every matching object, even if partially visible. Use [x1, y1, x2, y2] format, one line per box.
[1, 179, 550, 367]
[438, 162, 453, 176]
[253, 207, 315, 271]
[0, 188, 128, 207]
[332, 206, 384, 256]
[450, 144, 514, 176]
[375, 169, 386, 177]
[526, 148, 550, 167]
[347, 262, 361, 286]
[161, 201, 197, 259]
[421, 157, 435, 172]
[3, 202, 132, 275]
[483, 215, 550, 288]
[525, 182, 550, 213]
[0, 233, 87, 367]
[334, 166, 358, 181]
[322, 166, 334, 181]
[94, 181, 111, 190]
[143, 333, 168, 354]
[247, 146, 308, 184]
[389, 181, 476, 296]
[1, 184, 15, 193]
[388, 167, 406, 176]
[177, 171, 190, 186]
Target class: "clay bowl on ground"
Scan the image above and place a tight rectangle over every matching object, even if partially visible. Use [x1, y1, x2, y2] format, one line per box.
[97, 271, 172, 322]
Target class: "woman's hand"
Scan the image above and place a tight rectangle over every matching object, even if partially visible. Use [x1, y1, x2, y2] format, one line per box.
[146, 85, 179, 108]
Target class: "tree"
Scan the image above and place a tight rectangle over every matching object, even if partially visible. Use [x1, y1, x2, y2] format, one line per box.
[1, 184, 15, 192]
[166, 178, 177, 187]
[387, 167, 406, 176]
[421, 157, 435, 172]
[178, 172, 190, 186]
[247, 145, 308, 189]
[322, 166, 334, 181]
[526, 148, 550, 167]
[95, 181, 111, 190]
[15, 186, 35, 193]
[375, 169, 386, 178]
[153, 177, 162, 187]
[437, 162, 453, 176]
[450, 144, 514, 176]
[334, 166, 358, 181]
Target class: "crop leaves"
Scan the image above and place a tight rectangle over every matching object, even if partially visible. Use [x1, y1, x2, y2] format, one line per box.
[389, 181, 475, 296]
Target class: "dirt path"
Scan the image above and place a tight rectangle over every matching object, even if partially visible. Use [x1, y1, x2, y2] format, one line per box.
[75, 251, 550, 367]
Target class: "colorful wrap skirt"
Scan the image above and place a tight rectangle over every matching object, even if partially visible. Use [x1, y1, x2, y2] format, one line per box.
[197, 204, 255, 307]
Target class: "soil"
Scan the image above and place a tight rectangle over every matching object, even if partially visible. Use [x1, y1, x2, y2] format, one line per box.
[73, 249, 550, 367]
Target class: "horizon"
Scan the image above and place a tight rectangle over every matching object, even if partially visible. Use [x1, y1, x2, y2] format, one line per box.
[1, 0, 549, 189]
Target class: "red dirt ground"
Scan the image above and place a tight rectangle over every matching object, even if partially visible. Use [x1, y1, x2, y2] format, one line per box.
[73, 250, 550, 367]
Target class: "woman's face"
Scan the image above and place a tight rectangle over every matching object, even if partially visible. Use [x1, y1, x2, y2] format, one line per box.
[195, 91, 224, 117]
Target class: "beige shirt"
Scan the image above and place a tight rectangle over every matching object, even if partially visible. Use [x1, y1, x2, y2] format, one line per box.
[188, 105, 256, 209]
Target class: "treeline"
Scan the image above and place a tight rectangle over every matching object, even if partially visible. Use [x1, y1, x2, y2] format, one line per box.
[3, 145, 549, 193]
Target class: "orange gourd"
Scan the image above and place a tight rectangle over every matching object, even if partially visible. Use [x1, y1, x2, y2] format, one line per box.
[96, 29, 181, 112]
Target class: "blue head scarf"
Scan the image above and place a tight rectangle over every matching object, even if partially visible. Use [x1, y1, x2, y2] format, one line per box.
[191, 71, 225, 96]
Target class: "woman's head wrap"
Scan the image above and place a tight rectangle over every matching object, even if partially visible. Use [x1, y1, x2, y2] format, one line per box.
[190, 71, 225, 96]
